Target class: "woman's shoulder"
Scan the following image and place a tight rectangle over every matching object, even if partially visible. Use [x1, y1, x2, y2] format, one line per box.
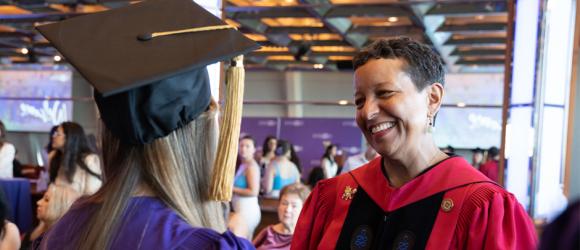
[462, 182, 512, 205]
[121, 198, 251, 248]
[0, 142, 15, 153]
[307, 177, 343, 207]
[43, 198, 252, 249]
[82, 153, 100, 163]
[457, 182, 523, 220]
[1, 220, 21, 249]
[3, 220, 20, 238]
[82, 154, 101, 171]
[246, 161, 260, 170]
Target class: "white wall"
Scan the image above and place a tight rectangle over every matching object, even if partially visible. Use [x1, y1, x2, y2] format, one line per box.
[301, 71, 356, 118]
[243, 70, 356, 118]
[243, 71, 287, 117]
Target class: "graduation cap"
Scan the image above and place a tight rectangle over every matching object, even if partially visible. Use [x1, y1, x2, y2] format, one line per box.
[36, 0, 259, 201]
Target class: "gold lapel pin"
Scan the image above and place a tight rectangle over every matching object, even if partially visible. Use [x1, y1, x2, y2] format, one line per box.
[441, 198, 454, 212]
[342, 186, 357, 200]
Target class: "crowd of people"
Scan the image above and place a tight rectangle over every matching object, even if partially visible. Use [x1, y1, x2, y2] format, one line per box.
[0, 120, 104, 249]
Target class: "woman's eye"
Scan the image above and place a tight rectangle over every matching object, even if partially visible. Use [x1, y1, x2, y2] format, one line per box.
[377, 90, 392, 97]
[354, 98, 364, 109]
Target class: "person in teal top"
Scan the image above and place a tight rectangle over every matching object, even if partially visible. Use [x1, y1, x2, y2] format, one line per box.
[263, 140, 301, 198]
[231, 136, 261, 239]
[234, 169, 248, 188]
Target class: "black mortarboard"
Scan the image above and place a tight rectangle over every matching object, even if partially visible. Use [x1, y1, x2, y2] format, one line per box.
[36, 0, 258, 145]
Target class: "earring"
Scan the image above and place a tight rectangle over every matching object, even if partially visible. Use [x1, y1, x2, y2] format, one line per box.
[427, 116, 434, 133]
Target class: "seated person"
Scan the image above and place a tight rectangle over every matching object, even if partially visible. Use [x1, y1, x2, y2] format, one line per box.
[0, 190, 19, 250]
[21, 184, 80, 249]
[50, 122, 102, 196]
[253, 183, 310, 250]
[306, 167, 325, 188]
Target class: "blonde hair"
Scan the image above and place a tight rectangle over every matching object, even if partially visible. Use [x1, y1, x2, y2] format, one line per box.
[72, 102, 225, 249]
[43, 184, 81, 227]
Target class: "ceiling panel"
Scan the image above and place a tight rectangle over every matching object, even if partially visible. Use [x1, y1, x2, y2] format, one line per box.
[0, 0, 509, 71]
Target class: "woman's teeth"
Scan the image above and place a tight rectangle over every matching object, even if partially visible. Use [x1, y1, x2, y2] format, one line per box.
[371, 122, 395, 134]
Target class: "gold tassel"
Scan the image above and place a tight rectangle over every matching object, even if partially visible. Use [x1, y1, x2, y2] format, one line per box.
[209, 55, 245, 201]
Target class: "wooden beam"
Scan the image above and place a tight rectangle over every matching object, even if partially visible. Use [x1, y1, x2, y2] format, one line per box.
[427, 2, 508, 15]
[445, 37, 506, 45]
[451, 48, 505, 56]
[455, 58, 505, 65]
[438, 23, 507, 32]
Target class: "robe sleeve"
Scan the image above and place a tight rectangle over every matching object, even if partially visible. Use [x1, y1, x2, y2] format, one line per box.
[291, 179, 335, 250]
[180, 230, 254, 250]
[455, 184, 538, 250]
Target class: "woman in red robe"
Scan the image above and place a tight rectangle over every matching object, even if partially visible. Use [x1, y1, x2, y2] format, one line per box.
[291, 37, 537, 250]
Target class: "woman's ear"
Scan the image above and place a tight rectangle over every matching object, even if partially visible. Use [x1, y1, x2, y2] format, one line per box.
[427, 82, 444, 115]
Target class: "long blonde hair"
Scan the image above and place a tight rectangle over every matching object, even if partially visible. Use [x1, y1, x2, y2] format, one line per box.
[31, 184, 80, 242]
[42, 184, 81, 227]
[74, 101, 225, 249]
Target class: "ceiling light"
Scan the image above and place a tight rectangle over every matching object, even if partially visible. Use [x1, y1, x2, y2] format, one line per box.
[313, 64, 324, 69]
[457, 102, 466, 108]
[388, 17, 398, 22]
[20, 48, 28, 54]
[338, 100, 348, 105]
[53, 55, 62, 62]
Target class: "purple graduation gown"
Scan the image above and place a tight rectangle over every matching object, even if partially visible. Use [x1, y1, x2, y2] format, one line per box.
[37, 197, 254, 250]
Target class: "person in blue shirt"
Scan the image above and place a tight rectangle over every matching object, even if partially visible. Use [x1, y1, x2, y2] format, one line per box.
[232, 136, 261, 239]
[264, 140, 301, 198]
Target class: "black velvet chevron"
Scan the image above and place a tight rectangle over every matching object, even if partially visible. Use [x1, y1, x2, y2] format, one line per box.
[336, 188, 444, 250]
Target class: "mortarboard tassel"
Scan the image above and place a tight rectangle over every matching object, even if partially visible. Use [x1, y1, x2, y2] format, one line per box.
[209, 55, 245, 201]
[133, 23, 246, 201]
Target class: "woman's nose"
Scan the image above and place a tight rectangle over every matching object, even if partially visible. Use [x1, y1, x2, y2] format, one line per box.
[363, 101, 379, 121]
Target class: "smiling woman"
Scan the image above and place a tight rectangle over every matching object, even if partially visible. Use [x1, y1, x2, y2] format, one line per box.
[291, 37, 538, 250]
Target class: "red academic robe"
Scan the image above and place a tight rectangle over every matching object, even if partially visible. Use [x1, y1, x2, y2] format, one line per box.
[291, 156, 537, 250]
[479, 160, 499, 183]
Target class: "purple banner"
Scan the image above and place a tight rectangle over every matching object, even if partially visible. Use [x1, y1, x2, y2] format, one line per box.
[240, 117, 280, 154]
[278, 118, 363, 180]
[241, 117, 364, 180]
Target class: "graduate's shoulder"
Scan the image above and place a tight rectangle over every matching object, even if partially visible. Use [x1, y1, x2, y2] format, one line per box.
[459, 181, 518, 210]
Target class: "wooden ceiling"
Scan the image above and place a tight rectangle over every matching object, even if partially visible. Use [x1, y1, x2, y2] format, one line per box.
[0, 0, 508, 72]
